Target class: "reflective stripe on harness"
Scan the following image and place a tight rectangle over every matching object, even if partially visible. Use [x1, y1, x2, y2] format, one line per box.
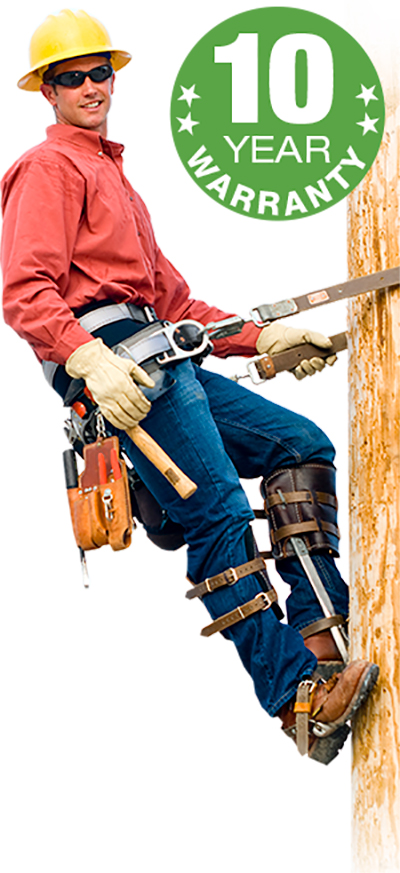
[78, 302, 154, 332]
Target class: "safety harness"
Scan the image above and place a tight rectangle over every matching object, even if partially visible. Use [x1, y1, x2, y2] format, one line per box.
[44, 301, 241, 392]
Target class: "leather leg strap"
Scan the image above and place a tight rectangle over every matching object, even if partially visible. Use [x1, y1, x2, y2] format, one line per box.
[300, 615, 345, 639]
[185, 557, 267, 600]
[200, 589, 278, 637]
[293, 679, 318, 756]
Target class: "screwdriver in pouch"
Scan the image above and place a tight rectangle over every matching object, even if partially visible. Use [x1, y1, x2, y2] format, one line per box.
[63, 448, 89, 588]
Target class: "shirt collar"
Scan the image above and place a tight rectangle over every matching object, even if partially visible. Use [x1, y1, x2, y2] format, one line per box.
[46, 124, 125, 158]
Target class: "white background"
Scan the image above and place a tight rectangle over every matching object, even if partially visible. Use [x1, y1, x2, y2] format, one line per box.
[0, 1, 394, 871]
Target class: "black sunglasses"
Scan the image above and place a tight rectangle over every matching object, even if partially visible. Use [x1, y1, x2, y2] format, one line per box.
[47, 64, 113, 88]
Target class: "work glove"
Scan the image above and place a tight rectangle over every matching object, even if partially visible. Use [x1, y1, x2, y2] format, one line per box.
[256, 323, 337, 380]
[65, 338, 155, 429]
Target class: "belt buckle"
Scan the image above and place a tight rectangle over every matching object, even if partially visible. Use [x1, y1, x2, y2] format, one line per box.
[255, 591, 274, 610]
[143, 305, 157, 322]
[224, 567, 239, 586]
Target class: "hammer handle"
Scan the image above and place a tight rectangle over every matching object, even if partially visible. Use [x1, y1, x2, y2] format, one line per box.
[126, 425, 197, 499]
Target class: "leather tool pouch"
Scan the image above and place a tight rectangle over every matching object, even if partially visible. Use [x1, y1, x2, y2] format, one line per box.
[64, 437, 133, 551]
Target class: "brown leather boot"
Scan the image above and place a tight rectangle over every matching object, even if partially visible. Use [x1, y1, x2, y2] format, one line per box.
[279, 659, 379, 765]
[304, 629, 345, 680]
[304, 629, 342, 661]
[302, 616, 349, 679]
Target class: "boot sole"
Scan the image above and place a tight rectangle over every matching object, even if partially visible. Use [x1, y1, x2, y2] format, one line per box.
[309, 722, 351, 764]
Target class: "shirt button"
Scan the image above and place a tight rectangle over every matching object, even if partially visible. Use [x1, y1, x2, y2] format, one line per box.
[129, 196, 133, 201]
[97, 150, 103, 157]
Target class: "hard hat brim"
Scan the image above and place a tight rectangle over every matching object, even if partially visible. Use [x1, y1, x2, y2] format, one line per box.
[17, 48, 132, 91]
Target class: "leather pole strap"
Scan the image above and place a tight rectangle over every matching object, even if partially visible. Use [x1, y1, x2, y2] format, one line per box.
[200, 589, 278, 637]
[185, 557, 266, 600]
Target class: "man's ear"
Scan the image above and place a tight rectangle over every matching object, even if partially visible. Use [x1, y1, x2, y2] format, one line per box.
[40, 83, 57, 106]
[110, 72, 115, 95]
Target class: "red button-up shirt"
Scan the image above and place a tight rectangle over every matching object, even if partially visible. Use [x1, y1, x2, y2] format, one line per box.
[1, 125, 260, 365]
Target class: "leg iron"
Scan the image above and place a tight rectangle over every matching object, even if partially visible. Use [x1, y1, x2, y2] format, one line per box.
[261, 464, 349, 664]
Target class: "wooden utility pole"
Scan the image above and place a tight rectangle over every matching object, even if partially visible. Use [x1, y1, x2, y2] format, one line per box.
[347, 7, 400, 871]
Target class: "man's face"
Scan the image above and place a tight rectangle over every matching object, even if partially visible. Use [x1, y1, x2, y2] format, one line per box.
[40, 55, 115, 134]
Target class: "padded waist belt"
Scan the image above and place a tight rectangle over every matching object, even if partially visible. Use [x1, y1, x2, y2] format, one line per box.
[114, 323, 171, 367]
[42, 302, 156, 386]
[78, 302, 153, 332]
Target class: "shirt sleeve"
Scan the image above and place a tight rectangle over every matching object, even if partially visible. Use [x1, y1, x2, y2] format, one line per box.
[152, 246, 261, 358]
[1, 157, 94, 364]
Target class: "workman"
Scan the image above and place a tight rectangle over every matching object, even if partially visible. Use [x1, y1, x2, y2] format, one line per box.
[1, 9, 378, 764]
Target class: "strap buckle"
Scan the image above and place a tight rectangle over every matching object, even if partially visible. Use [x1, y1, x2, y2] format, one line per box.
[255, 591, 275, 610]
[223, 567, 239, 586]
[203, 566, 238, 593]
[294, 679, 318, 756]
[200, 586, 279, 637]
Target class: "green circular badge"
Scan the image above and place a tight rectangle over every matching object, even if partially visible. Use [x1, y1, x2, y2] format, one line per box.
[171, 7, 384, 221]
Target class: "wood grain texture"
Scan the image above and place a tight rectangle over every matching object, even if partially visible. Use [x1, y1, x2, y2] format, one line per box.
[347, 65, 400, 873]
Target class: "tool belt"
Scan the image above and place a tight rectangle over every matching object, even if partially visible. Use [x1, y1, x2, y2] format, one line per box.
[63, 431, 133, 552]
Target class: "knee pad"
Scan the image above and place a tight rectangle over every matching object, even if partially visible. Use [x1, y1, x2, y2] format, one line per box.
[261, 463, 340, 560]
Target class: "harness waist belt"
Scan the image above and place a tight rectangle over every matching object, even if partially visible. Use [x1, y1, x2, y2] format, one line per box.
[42, 302, 157, 386]
[113, 325, 171, 366]
[78, 302, 154, 332]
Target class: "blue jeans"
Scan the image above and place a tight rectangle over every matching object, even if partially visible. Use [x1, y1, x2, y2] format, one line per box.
[118, 361, 349, 717]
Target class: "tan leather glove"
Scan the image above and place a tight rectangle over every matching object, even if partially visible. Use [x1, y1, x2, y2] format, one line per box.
[256, 323, 337, 380]
[65, 338, 155, 429]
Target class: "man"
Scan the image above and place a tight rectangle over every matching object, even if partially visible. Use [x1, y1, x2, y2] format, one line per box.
[1, 9, 378, 764]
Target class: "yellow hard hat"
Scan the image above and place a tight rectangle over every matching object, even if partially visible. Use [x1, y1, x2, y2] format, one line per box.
[18, 8, 132, 91]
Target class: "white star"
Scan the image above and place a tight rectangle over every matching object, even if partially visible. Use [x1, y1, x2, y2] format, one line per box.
[178, 84, 201, 108]
[356, 112, 379, 135]
[176, 112, 199, 135]
[356, 84, 379, 107]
